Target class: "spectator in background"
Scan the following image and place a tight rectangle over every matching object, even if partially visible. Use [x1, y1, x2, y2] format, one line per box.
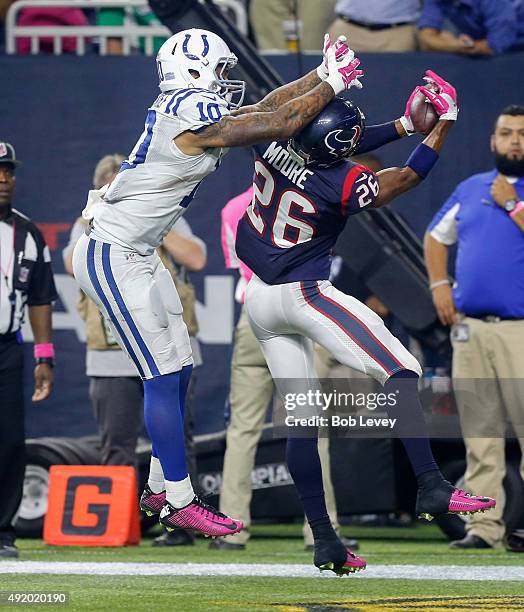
[97, 5, 166, 55]
[250, 0, 336, 51]
[15, 1, 89, 54]
[418, 0, 524, 55]
[424, 105, 524, 550]
[328, 0, 421, 52]
[63, 154, 206, 546]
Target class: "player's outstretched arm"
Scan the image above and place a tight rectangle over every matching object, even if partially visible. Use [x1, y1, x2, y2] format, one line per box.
[175, 47, 363, 154]
[233, 69, 322, 116]
[176, 82, 333, 153]
[371, 71, 458, 209]
[371, 121, 453, 208]
[233, 34, 354, 115]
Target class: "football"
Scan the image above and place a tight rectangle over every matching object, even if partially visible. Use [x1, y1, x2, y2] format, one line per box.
[409, 89, 438, 135]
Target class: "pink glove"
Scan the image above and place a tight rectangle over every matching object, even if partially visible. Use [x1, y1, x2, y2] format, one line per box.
[324, 44, 364, 94]
[399, 85, 421, 136]
[317, 33, 353, 80]
[419, 70, 458, 121]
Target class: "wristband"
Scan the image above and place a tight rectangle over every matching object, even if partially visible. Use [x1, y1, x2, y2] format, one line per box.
[429, 279, 450, 290]
[405, 143, 439, 179]
[36, 357, 54, 368]
[510, 200, 524, 219]
[34, 343, 55, 359]
[399, 115, 415, 136]
[316, 64, 328, 81]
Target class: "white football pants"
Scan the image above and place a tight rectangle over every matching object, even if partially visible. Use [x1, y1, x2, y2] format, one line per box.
[73, 233, 192, 379]
[245, 275, 421, 387]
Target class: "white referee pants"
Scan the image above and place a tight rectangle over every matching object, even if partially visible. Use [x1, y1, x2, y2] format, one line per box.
[72, 233, 192, 379]
[245, 276, 421, 387]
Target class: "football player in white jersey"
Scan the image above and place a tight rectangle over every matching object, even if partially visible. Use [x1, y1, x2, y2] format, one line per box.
[72, 28, 364, 537]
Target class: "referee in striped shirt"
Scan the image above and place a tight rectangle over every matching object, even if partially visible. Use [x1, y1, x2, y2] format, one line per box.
[0, 142, 57, 558]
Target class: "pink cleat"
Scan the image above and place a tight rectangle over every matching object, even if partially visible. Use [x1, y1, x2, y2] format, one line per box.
[417, 480, 496, 521]
[139, 485, 166, 516]
[318, 550, 367, 576]
[159, 496, 243, 538]
[447, 488, 496, 516]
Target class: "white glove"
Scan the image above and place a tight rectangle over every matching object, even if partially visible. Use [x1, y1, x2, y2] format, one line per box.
[316, 33, 353, 80]
[324, 45, 364, 95]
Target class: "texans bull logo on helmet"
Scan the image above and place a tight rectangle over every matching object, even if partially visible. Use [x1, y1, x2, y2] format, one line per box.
[324, 126, 362, 159]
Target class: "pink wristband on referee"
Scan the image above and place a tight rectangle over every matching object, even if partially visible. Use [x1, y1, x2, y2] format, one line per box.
[510, 201, 524, 219]
[34, 343, 55, 359]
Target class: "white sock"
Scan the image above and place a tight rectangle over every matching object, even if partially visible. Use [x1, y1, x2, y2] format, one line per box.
[147, 456, 165, 494]
[165, 476, 195, 509]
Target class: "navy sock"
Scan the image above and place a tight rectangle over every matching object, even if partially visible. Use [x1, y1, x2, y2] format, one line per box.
[143, 372, 188, 482]
[286, 437, 332, 531]
[384, 370, 440, 480]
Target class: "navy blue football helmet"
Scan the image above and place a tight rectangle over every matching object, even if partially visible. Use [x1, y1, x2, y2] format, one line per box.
[287, 93, 365, 168]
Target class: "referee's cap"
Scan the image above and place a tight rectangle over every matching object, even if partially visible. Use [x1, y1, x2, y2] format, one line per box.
[0, 142, 21, 168]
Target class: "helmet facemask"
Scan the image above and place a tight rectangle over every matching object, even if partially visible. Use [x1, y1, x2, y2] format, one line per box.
[211, 57, 245, 109]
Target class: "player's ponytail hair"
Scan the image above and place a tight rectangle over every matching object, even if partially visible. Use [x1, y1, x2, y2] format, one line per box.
[93, 154, 125, 189]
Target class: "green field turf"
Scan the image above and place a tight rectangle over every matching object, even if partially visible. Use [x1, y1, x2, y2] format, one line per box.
[11, 523, 524, 566]
[2, 524, 523, 611]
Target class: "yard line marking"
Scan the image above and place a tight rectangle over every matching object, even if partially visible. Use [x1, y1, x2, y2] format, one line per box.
[0, 562, 522, 581]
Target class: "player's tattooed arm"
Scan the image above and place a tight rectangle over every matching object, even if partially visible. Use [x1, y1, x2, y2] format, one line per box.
[371, 120, 453, 208]
[176, 82, 334, 153]
[231, 70, 322, 115]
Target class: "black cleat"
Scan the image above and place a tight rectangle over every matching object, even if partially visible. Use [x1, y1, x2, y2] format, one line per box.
[313, 537, 366, 575]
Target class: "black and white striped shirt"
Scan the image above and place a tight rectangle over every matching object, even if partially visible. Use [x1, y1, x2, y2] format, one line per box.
[0, 208, 57, 334]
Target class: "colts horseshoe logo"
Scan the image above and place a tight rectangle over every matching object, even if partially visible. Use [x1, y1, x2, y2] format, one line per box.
[182, 34, 210, 60]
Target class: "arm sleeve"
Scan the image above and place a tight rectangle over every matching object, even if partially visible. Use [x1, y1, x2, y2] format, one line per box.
[418, 0, 444, 30]
[27, 226, 58, 306]
[427, 187, 462, 245]
[481, 0, 517, 53]
[356, 121, 400, 155]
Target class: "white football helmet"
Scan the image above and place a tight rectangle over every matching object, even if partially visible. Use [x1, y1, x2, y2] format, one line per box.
[156, 28, 245, 109]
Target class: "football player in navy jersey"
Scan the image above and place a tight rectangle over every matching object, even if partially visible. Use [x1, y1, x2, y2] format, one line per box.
[236, 71, 496, 575]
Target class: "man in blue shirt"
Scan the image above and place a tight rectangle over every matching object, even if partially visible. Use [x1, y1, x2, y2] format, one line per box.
[424, 105, 524, 550]
[419, 0, 524, 55]
[329, 0, 421, 52]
